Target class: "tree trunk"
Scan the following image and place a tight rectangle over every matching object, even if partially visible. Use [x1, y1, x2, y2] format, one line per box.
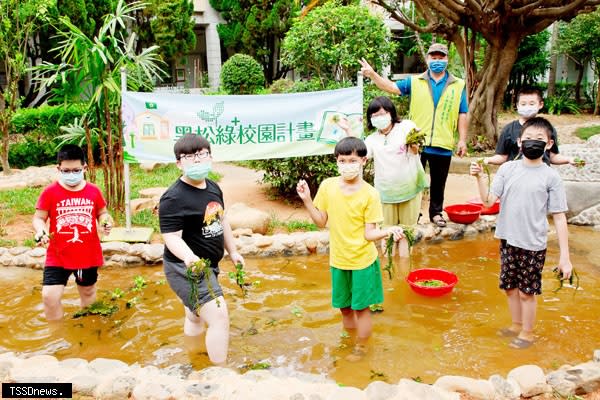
[84, 119, 96, 183]
[547, 22, 559, 97]
[0, 120, 10, 175]
[469, 40, 520, 148]
[595, 78, 600, 115]
[574, 62, 584, 104]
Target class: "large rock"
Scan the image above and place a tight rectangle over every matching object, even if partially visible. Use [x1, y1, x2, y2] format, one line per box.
[227, 202, 270, 235]
[507, 364, 551, 398]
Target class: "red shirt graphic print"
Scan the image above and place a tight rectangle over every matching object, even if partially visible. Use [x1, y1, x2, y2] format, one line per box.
[36, 182, 107, 269]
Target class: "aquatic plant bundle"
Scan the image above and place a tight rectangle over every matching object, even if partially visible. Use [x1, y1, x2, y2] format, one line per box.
[384, 235, 395, 280]
[573, 157, 586, 168]
[414, 279, 445, 288]
[405, 128, 426, 149]
[187, 258, 220, 310]
[476, 158, 491, 195]
[228, 262, 248, 297]
[553, 267, 580, 293]
[383, 225, 416, 280]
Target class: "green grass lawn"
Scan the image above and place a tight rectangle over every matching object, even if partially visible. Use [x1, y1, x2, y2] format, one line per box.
[574, 125, 600, 141]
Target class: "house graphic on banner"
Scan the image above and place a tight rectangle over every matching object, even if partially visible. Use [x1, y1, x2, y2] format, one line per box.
[134, 111, 170, 140]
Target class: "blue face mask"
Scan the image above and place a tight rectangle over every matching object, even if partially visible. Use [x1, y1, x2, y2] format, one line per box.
[428, 60, 448, 74]
[60, 170, 84, 187]
[184, 162, 211, 181]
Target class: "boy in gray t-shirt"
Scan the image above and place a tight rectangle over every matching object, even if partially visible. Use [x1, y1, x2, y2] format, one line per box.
[470, 117, 573, 349]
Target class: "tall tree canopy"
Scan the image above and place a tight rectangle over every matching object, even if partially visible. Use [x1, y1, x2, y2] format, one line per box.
[0, 0, 54, 173]
[558, 8, 600, 113]
[281, 2, 396, 85]
[373, 0, 600, 146]
[209, 0, 301, 83]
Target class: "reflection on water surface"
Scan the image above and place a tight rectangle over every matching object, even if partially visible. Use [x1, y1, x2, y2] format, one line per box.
[1, 228, 599, 388]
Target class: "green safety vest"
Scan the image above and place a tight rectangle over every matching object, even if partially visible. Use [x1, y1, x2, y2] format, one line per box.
[408, 72, 465, 151]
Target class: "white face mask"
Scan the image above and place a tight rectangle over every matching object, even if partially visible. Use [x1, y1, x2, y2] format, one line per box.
[371, 114, 392, 130]
[337, 162, 362, 181]
[517, 105, 539, 119]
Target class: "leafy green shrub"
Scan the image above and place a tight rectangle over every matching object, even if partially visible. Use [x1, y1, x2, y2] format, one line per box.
[268, 78, 295, 94]
[545, 93, 581, 115]
[7, 105, 85, 169]
[220, 54, 265, 94]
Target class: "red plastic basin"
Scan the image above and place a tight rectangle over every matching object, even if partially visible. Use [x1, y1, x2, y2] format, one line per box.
[406, 268, 458, 297]
[467, 197, 500, 215]
[444, 203, 482, 224]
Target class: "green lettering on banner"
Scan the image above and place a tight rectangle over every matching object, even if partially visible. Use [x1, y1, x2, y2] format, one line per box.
[296, 121, 316, 141]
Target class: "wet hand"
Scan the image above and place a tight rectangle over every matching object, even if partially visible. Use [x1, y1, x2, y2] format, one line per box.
[336, 117, 351, 133]
[100, 215, 113, 236]
[296, 179, 311, 201]
[184, 254, 200, 267]
[558, 260, 573, 281]
[469, 161, 483, 177]
[387, 226, 405, 242]
[34, 230, 49, 247]
[230, 251, 244, 267]
[358, 58, 375, 79]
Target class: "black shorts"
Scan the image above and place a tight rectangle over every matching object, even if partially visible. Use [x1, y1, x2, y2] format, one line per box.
[499, 240, 546, 295]
[43, 267, 99, 287]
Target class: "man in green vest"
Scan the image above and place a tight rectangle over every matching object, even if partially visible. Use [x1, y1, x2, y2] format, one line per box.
[359, 43, 468, 228]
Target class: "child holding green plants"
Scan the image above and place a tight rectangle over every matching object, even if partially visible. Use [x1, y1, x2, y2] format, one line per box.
[159, 134, 244, 365]
[33, 144, 112, 321]
[338, 96, 426, 257]
[297, 137, 404, 360]
[470, 117, 573, 349]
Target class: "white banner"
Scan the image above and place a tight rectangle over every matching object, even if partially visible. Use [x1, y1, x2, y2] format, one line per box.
[121, 87, 363, 163]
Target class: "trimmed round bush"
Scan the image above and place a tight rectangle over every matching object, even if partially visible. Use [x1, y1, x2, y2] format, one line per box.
[220, 54, 265, 94]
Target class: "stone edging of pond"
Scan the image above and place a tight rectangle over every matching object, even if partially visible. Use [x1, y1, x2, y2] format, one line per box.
[2, 350, 600, 399]
[0, 217, 497, 269]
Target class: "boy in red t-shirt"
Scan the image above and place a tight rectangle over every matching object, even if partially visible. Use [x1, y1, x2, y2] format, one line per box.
[33, 144, 112, 320]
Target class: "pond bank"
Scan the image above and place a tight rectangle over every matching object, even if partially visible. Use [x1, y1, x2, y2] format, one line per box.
[0, 217, 497, 268]
[2, 350, 600, 399]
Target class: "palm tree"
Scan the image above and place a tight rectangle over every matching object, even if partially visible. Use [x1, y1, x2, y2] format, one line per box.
[34, 0, 166, 210]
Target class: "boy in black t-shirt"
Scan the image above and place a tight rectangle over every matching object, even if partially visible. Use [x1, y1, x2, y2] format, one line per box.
[484, 88, 575, 166]
[159, 134, 244, 365]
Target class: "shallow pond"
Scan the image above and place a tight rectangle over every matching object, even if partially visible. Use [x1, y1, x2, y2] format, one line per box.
[1, 228, 599, 388]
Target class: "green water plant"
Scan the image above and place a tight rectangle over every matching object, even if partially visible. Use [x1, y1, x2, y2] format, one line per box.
[228, 262, 248, 297]
[573, 157, 586, 168]
[187, 259, 220, 310]
[477, 157, 491, 195]
[383, 225, 416, 280]
[405, 128, 426, 150]
[414, 279, 445, 288]
[553, 267, 580, 293]
[73, 300, 119, 318]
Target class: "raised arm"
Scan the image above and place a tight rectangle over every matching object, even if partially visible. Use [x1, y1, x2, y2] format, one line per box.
[359, 58, 401, 95]
[296, 180, 328, 228]
[469, 162, 498, 207]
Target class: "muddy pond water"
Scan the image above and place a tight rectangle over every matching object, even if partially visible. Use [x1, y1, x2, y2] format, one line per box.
[1, 228, 599, 388]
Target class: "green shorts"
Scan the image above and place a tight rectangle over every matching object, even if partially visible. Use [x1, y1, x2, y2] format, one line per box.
[330, 258, 384, 310]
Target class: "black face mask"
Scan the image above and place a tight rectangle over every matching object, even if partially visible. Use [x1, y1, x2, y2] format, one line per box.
[521, 139, 547, 160]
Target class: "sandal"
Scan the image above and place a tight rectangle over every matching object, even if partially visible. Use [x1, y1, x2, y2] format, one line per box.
[432, 215, 447, 228]
[509, 337, 534, 349]
[497, 327, 519, 337]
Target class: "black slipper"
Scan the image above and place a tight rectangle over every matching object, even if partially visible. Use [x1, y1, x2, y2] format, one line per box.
[509, 337, 534, 349]
[432, 215, 447, 227]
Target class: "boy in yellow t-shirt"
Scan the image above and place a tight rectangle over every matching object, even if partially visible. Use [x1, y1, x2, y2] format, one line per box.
[297, 137, 404, 358]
